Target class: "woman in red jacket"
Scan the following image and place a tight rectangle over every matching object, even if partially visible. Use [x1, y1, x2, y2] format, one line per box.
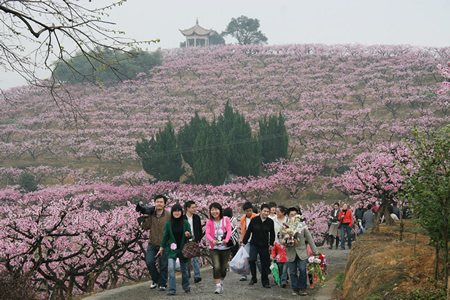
[338, 204, 353, 250]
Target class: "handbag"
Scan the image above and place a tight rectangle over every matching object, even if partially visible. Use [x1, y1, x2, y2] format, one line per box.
[337, 219, 343, 229]
[181, 240, 201, 259]
[337, 210, 346, 229]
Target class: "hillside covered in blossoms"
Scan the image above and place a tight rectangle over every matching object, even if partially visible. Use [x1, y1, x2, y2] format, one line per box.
[1, 44, 448, 186]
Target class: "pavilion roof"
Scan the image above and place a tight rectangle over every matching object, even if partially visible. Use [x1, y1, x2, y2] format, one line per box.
[179, 20, 213, 36]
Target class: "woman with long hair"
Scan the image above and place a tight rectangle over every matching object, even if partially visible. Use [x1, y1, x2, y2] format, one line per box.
[205, 202, 232, 294]
[327, 202, 341, 249]
[156, 203, 192, 296]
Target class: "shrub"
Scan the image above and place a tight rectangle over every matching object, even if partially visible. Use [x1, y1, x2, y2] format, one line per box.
[0, 272, 38, 300]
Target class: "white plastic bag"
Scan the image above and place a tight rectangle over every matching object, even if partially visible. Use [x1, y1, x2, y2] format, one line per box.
[229, 246, 250, 275]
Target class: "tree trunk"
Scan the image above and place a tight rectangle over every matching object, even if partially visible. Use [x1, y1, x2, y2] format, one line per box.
[434, 246, 439, 280]
[87, 272, 99, 293]
[66, 275, 74, 300]
[399, 219, 404, 241]
[443, 223, 449, 290]
[383, 206, 394, 225]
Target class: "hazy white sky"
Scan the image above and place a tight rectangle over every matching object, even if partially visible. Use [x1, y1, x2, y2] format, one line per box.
[1, 0, 449, 90]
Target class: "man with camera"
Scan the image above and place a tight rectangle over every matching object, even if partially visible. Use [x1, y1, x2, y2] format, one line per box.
[141, 195, 171, 291]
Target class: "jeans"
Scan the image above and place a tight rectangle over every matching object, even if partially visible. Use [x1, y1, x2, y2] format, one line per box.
[240, 243, 261, 279]
[188, 256, 201, 279]
[340, 223, 352, 249]
[168, 258, 190, 294]
[277, 262, 288, 284]
[145, 244, 168, 288]
[249, 244, 270, 286]
[288, 255, 307, 291]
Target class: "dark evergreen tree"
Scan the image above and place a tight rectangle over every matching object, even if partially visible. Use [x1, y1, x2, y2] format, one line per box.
[228, 114, 261, 176]
[178, 111, 208, 167]
[259, 112, 288, 163]
[193, 119, 228, 185]
[136, 121, 184, 182]
[218, 100, 237, 136]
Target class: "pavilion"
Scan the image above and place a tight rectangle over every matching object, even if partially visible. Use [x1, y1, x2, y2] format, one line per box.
[179, 19, 213, 47]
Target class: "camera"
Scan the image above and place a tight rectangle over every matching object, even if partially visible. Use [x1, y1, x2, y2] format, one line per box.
[136, 203, 155, 215]
[136, 203, 155, 225]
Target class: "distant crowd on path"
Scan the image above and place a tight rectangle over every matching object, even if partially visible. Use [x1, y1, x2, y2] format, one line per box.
[327, 201, 405, 250]
[140, 196, 321, 297]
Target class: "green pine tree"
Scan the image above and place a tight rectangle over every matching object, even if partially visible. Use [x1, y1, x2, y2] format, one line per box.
[136, 121, 184, 182]
[178, 111, 208, 167]
[193, 119, 228, 185]
[259, 113, 288, 163]
[228, 114, 261, 177]
[218, 100, 238, 136]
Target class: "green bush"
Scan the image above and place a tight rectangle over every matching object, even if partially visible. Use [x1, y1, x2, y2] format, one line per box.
[18, 172, 38, 193]
[398, 287, 447, 300]
[335, 271, 344, 290]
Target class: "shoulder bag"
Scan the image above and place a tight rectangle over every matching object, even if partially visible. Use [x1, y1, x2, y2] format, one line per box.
[223, 217, 239, 248]
[182, 240, 201, 258]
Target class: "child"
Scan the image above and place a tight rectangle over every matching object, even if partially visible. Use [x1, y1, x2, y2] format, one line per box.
[271, 239, 288, 287]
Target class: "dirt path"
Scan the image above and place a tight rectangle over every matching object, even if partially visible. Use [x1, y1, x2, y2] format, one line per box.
[82, 245, 350, 300]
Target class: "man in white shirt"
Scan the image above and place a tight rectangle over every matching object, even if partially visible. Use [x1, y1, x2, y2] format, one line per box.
[184, 201, 203, 283]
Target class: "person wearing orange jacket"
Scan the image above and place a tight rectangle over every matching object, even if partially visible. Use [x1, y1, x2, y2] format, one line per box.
[239, 202, 258, 281]
[338, 203, 353, 250]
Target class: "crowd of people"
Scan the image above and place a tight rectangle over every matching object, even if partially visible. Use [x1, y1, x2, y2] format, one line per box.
[141, 195, 402, 296]
[327, 201, 403, 251]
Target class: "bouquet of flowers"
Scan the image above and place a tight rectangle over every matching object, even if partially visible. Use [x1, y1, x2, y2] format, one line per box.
[279, 215, 308, 247]
[307, 253, 328, 285]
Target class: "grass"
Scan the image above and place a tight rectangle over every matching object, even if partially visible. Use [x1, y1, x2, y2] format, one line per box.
[335, 271, 344, 290]
[364, 294, 384, 300]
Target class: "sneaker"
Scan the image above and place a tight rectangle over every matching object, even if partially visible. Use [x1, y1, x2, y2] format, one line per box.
[281, 282, 287, 288]
[292, 290, 299, 296]
[158, 286, 166, 291]
[194, 277, 202, 283]
[239, 276, 247, 281]
[149, 283, 157, 289]
[299, 289, 308, 296]
[167, 292, 176, 296]
[214, 286, 222, 294]
[185, 289, 190, 293]
[309, 284, 314, 289]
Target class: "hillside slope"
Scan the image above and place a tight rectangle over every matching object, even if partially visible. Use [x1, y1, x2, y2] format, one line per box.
[1, 44, 449, 186]
[341, 220, 447, 299]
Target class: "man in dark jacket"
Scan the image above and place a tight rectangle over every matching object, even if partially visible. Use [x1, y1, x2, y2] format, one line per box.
[354, 202, 367, 236]
[362, 204, 375, 231]
[392, 202, 400, 219]
[184, 201, 203, 283]
[242, 204, 275, 288]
